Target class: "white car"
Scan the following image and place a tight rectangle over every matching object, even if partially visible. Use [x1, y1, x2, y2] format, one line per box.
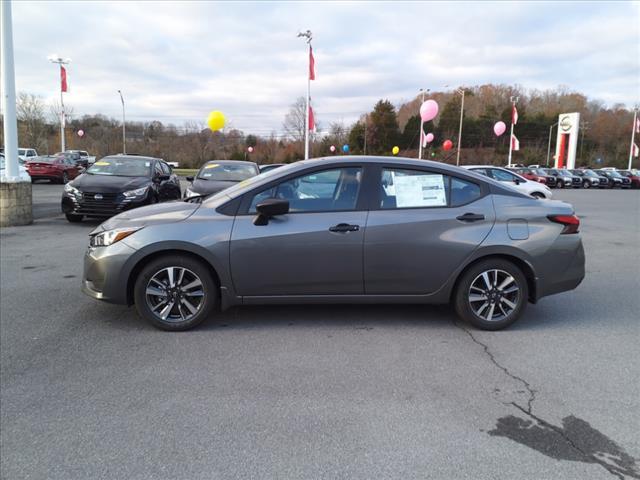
[18, 148, 38, 163]
[462, 165, 553, 199]
[0, 154, 31, 181]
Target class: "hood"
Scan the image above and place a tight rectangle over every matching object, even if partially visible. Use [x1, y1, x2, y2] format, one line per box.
[71, 173, 151, 193]
[189, 178, 238, 196]
[94, 200, 200, 233]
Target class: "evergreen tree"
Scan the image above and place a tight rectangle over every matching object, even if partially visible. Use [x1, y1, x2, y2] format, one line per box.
[368, 100, 401, 154]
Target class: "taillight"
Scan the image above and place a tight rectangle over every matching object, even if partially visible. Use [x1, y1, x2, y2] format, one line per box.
[548, 214, 580, 234]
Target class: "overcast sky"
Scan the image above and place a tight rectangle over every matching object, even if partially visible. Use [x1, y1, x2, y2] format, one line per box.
[9, 1, 640, 134]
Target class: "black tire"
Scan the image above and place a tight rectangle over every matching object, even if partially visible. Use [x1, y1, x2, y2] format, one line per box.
[61, 171, 69, 184]
[556, 180, 563, 189]
[582, 180, 590, 189]
[453, 258, 528, 331]
[65, 213, 83, 223]
[133, 255, 218, 331]
[531, 192, 545, 199]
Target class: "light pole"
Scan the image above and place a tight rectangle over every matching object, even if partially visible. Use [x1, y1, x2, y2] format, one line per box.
[417, 88, 430, 160]
[629, 108, 638, 170]
[546, 122, 558, 167]
[2, 0, 20, 179]
[48, 54, 71, 152]
[117, 90, 126, 154]
[507, 96, 519, 166]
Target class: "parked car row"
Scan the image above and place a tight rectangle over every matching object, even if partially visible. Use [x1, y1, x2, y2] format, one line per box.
[508, 166, 639, 189]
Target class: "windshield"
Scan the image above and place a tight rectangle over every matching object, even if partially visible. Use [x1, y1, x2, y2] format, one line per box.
[583, 170, 599, 177]
[605, 171, 622, 178]
[18, 149, 26, 155]
[197, 162, 257, 182]
[86, 157, 151, 177]
[532, 168, 548, 175]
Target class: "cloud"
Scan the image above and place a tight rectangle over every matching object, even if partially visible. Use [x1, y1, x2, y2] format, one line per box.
[9, 1, 639, 134]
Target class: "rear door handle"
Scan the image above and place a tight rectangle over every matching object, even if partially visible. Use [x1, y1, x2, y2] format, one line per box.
[329, 223, 360, 233]
[456, 213, 485, 222]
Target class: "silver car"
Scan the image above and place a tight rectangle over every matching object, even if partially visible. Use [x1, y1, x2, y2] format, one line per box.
[82, 157, 585, 331]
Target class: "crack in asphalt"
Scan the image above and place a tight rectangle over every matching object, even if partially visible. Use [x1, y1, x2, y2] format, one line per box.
[454, 320, 639, 479]
[453, 321, 536, 412]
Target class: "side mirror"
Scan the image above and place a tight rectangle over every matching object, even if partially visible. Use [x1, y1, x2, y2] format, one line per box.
[513, 178, 522, 185]
[186, 176, 194, 182]
[155, 174, 170, 182]
[253, 198, 289, 226]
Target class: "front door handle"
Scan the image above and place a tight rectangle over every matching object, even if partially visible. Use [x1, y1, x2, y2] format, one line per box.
[329, 223, 360, 233]
[456, 213, 485, 222]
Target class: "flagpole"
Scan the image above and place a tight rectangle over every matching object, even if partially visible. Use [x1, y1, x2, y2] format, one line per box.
[305, 42, 310, 160]
[418, 89, 425, 160]
[48, 55, 71, 153]
[629, 109, 637, 170]
[456, 88, 465, 166]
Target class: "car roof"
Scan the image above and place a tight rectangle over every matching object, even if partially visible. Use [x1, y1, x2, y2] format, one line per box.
[104, 155, 159, 162]
[203, 160, 257, 166]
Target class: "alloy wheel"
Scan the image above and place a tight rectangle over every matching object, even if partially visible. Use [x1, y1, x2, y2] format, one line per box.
[145, 267, 205, 323]
[468, 269, 520, 322]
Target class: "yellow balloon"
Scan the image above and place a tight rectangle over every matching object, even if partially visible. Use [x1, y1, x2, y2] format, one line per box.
[392, 146, 400, 155]
[206, 110, 226, 131]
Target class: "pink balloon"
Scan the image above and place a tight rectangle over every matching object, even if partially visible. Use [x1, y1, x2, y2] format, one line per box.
[425, 133, 434, 143]
[330, 145, 336, 153]
[247, 146, 254, 153]
[420, 99, 439, 122]
[493, 121, 506, 137]
[77, 129, 84, 137]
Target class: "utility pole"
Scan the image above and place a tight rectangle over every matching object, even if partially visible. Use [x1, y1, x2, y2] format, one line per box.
[546, 122, 558, 167]
[297, 30, 312, 160]
[1, 0, 20, 178]
[579, 121, 590, 164]
[363, 114, 368, 155]
[48, 55, 71, 153]
[118, 90, 126, 154]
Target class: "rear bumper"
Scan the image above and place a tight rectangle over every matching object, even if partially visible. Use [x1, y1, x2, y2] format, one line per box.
[536, 239, 585, 300]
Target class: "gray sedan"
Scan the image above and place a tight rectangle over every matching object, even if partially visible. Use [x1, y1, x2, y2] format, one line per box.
[82, 157, 585, 331]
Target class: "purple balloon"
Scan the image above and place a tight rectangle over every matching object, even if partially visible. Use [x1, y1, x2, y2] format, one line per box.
[420, 100, 439, 122]
[494, 121, 506, 137]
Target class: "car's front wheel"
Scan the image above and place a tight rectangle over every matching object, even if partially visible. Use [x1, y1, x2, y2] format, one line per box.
[134, 255, 218, 331]
[61, 171, 69, 184]
[531, 191, 546, 199]
[454, 259, 528, 330]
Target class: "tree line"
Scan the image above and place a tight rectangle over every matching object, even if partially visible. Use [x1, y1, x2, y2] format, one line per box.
[0, 84, 636, 169]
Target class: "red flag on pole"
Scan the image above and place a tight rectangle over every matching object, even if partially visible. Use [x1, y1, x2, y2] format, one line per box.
[60, 66, 68, 92]
[308, 105, 315, 131]
[512, 105, 518, 125]
[309, 46, 315, 80]
[511, 134, 520, 151]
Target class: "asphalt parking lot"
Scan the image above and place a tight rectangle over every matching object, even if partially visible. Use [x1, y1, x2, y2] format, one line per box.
[1, 187, 639, 479]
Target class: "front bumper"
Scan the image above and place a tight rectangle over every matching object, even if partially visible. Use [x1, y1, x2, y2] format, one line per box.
[62, 191, 151, 217]
[82, 241, 137, 304]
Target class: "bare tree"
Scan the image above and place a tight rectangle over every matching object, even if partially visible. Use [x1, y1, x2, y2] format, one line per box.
[16, 92, 48, 150]
[49, 100, 75, 127]
[283, 96, 307, 142]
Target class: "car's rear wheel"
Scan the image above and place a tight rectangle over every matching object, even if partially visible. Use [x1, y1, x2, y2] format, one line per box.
[134, 255, 218, 331]
[454, 259, 528, 331]
[531, 192, 545, 199]
[65, 213, 83, 223]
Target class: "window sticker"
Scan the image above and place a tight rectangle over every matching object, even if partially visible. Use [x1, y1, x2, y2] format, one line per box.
[204, 163, 219, 169]
[394, 174, 446, 207]
[94, 161, 110, 166]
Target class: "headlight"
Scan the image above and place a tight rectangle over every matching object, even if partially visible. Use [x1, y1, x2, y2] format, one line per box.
[89, 227, 142, 247]
[64, 183, 80, 196]
[123, 186, 149, 198]
[184, 187, 199, 198]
